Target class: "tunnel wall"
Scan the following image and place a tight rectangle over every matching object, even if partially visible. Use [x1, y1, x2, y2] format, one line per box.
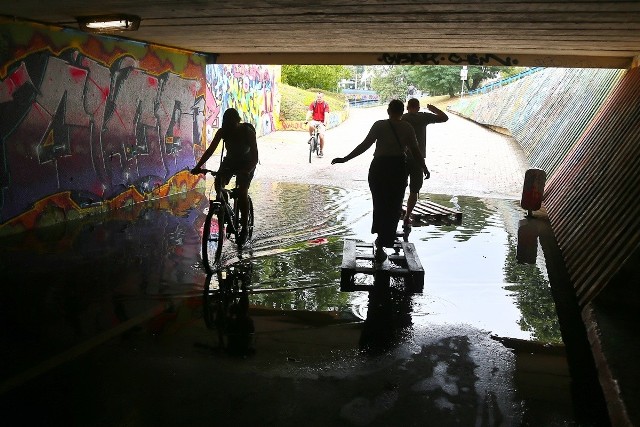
[205, 64, 281, 141]
[0, 19, 283, 237]
[448, 67, 640, 307]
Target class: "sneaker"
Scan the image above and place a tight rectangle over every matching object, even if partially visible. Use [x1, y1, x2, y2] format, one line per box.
[374, 246, 387, 263]
[318, 151, 324, 158]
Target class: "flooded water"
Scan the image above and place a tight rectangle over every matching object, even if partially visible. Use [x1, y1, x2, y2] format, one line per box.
[228, 182, 561, 345]
[1, 181, 588, 426]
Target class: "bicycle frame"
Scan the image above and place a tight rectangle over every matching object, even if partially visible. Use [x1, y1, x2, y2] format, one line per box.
[200, 169, 254, 272]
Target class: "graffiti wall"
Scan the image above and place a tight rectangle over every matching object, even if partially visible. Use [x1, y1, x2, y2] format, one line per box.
[0, 19, 208, 236]
[205, 64, 280, 139]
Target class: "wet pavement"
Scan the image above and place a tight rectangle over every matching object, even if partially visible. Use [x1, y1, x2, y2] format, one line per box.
[0, 106, 609, 426]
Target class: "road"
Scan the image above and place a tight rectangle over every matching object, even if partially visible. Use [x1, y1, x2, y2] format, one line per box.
[255, 105, 530, 199]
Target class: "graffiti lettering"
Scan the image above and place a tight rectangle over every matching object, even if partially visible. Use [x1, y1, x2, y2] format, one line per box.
[0, 52, 203, 222]
[378, 53, 518, 66]
[378, 53, 441, 65]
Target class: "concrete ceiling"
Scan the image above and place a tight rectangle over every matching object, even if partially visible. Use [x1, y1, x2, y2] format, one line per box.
[2, 1, 640, 68]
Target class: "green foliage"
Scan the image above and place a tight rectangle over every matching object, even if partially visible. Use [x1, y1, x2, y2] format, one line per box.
[279, 84, 347, 121]
[404, 65, 528, 96]
[406, 66, 463, 97]
[497, 67, 530, 79]
[371, 66, 410, 102]
[282, 65, 352, 91]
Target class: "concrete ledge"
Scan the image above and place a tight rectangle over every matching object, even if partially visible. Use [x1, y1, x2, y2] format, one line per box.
[583, 302, 636, 427]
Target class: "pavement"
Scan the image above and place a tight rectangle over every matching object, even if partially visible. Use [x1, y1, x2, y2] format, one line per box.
[256, 105, 530, 199]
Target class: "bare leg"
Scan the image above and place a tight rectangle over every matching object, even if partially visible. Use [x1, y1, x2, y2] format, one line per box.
[404, 191, 418, 225]
[214, 176, 224, 200]
[319, 133, 325, 152]
[237, 187, 249, 230]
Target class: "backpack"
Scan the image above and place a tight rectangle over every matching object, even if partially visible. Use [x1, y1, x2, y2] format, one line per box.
[311, 100, 328, 113]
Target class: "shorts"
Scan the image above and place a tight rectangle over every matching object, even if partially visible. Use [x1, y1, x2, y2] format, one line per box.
[218, 157, 255, 189]
[407, 156, 424, 193]
[309, 120, 326, 135]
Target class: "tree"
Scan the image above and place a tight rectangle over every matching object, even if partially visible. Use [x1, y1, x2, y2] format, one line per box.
[406, 66, 462, 97]
[371, 66, 410, 102]
[281, 65, 352, 91]
[406, 65, 525, 96]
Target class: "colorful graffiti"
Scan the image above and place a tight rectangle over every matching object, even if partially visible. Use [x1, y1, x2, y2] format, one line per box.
[0, 19, 208, 235]
[205, 64, 280, 139]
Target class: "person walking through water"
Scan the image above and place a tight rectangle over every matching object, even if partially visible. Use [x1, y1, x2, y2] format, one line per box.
[331, 100, 428, 263]
[191, 108, 258, 245]
[305, 92, 330, 157]
[401, 98, 448, 230]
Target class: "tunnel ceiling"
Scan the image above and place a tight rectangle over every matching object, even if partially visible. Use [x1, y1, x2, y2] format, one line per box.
[2, 0, 639, 68]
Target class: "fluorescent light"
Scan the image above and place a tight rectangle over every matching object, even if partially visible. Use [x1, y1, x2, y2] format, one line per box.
[77, 15, 141, 32]
[86, 20, 131, 30]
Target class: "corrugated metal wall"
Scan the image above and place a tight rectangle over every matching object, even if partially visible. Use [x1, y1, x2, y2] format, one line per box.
[449, 67, 640, 305]
[544, 68, 640, 305]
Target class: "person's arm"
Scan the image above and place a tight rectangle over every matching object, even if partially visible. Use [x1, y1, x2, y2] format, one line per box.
[426, 104, 449, 122]
[323, 102, 330, 127]
[305, 104, 312, 123]
[331, 129, 376, 164]
[192, 129, 223, 173]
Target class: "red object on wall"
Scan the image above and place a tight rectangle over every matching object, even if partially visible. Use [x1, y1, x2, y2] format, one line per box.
[520, 168, 547, 216]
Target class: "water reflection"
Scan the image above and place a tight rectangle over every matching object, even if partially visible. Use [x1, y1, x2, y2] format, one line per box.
[359, 279, 413, 355]
[200, 263, 255, 357]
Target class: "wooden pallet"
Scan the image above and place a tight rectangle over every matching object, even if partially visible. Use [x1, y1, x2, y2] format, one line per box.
[340, 239, 424, 293]
[403, 200, 462, 225]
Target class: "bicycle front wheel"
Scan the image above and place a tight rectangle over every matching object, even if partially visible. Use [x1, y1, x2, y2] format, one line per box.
[309, 135, 314, 163]
[202, 202, 226, 272]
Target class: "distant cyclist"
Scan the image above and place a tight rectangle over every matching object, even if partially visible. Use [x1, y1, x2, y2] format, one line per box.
[305, 92, 330, 157]
[191, 108, 258, 244]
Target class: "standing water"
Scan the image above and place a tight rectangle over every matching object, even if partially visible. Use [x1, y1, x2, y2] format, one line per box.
[0, 182, 597, 426]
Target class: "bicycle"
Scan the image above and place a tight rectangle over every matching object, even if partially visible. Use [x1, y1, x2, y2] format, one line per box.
[201, 263, 255, 356]
[306, 122, 321, 163]
[199, 169, 254, 272]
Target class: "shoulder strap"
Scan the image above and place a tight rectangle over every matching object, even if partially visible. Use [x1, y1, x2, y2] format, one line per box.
[388, 120, 405, 152]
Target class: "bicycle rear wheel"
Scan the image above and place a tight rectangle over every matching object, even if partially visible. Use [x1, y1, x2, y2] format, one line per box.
[202, 202, 226, 272]
[234, 195, 254, 246]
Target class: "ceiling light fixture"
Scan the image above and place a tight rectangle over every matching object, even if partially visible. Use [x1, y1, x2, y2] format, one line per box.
[77, 15, 141, 33]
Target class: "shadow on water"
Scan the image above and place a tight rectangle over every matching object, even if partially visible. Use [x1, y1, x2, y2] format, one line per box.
[0, 181, 603, 425]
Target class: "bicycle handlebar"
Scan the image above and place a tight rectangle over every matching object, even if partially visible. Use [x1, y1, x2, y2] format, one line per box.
[192, 168, 218, 176]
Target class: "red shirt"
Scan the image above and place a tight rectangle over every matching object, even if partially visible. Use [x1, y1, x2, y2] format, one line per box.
[309, 100, 330, 121]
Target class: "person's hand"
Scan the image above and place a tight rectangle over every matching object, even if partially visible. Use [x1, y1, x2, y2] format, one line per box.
[331, 157, 345, 165]
[304, 121, 308, 125]
[423, 166, 430, 179]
